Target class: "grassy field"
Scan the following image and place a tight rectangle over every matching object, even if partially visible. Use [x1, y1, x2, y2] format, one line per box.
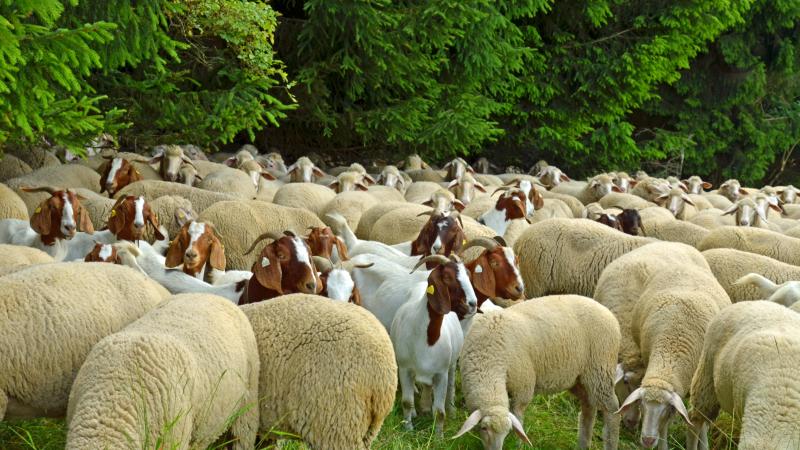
[0, 391, 740, 449]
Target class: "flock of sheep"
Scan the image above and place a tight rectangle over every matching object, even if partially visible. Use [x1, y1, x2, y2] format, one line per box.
[1, 142, 800, 450]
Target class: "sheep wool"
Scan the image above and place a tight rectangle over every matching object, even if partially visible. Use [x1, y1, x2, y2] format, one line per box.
[241, 294, 397, 450]
[640, 219, 710, 248]
[198, 165, 258, 199]
[115, 180, 237, 214]
[688, 301, 800, 450]
[272, 182, 336, 217]
[6, 164, 102, 215]
[198, 200, 324, 270]
[457, 295, 621, 450]
[66, 294, 259, 450]
[514, 218, 654, 298]
[702, 248, 800, 302]
[0, 155, 33, 182]
[698, 225, 800, 265]
[355, 202, 423, 239]
[0, 182, 29, 221]
[539, 189, 584, 217]
[0, 244, 53, 276]
[319, 191, 378, 232]
[0, 262, 169, 420]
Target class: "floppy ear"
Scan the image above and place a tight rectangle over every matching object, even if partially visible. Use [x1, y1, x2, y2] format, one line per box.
[739, 188, 749, 195]
[452, 199, 466, 212]
[470, 254, 496, 298]
[253, 244, 283, 293]
[77, 203, 94, 233]
[98, 162, 111, 193]
[260, 171, 276, 181]
[722, 203, 739, 216]
[350, 285, 363, 306]
[447, 179, 459, 191]
[146, 209, 165, 240]
[668, 391, 691, 425]
[30, 202, 53, 235]
[616, 387, 644, 415]
[355, 182, 369, 191]
[106, 198, 127, 235]
[312, 167, 326, 179]
[328, 181, 340, 192]
[127, 163, 143, 183]
[532, 189, 544, 210]
[474, 182, 487, 193]
[208, 234, 226, 271]
[334, 236, 349, 261]
[509, 412, 532, 446]
[612, 185, 624, 193]
[682, 194, 696, 207]
[147, 155, 163, 165]
[165, 235, 186, 268]
[560, 173, 571, 182]
[428, 267, 452, 315]
[421, 161, 430, 169]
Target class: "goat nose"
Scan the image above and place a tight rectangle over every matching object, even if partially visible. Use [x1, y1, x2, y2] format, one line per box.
[641, 437, 657, 448]
[185, 250, 198, 259]
[305, 281, 316, 292]
[134, 222, 144, 229]
[64, 223, 76, 232]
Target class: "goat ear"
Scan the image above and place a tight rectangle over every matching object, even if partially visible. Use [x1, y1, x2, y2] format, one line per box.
[106, 204, 125, 235]
[99, 162, 111, 192]
[127, 163, 143, 182]
[146, 210, 165, 240]
[165, 236, 185, 268]
[334, 237, 349, 261]
[30, 202, 53, 236]
[453, 409, 483, 439]
[76, 203, 94, 233]
[350, 285, 363, 306]
[470, 255, 496, 298]
[428, 267, 452, 315]
[532, 189, 544, 210]
[208, 234, 227, 271]
[253, 244, 283, 293]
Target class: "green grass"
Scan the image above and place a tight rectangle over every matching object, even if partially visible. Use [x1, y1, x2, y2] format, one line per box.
[0, 392, 740, 449]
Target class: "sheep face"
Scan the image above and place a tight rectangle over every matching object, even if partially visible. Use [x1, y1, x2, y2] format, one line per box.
[454, 406, 530, 450]
[148, 145, 193, 181]
[537, 166, 570, 188]
[447, 175, 486, 205]
[329, 171, 369, 193]
[106, 196, 163, 241]
[443, 157, 473, 181]
[165, 220, 225, 276]
[718, 179, 746, 202]
[618, 387, 690, 449]
[178, 163, 202, 187]
[779, 185, 799, 204]
[287, 157, 325, 183]
[422, 192, 464, 214]
[304, 226, 348, 262]
[378, 165, 405, 190]
[656, 188, 695, 217]
[239, 159, 276, 187]
[411, 213, 466, 260]
[99, 157, 142, 195]
[25, 188, 94, 243]
[683, 176, 712, 195]
[84, 243, 120, 263]
[618, 209, 643, 236]
[589, 174, 623, 199]
[722, 198, 764, 227]
[612, 172, 635, 193]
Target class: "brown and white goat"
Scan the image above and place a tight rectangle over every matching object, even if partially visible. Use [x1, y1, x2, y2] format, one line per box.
[106, 195, 164, 242]
[462, 237, 525, 308]
[84, 242, 121, 264]
[165, 220, 226, 280]
[98, 157, 142, 196]
[305, 226, 349, 263]
[311, 256, 368, 305]
[411, 212, 466, 260]
[238, 230, 323, 304]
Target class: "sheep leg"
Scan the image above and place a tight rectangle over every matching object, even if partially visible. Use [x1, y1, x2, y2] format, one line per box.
[686, 421, 709, 450]
[446, 362, 457, 414]
[686, 358, 718, 450]
[229, 389, 259, 450]
[431, 372, 448, 436]
[0, 390, 6, 421]
[399, 368, 417, 430]
[570, 383, 596, 449]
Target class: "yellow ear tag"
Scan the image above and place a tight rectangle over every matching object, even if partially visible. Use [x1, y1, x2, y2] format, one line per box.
[462, 239, 467, 246]
[110, 209, 117, 217]
[426, 285, 435, 295]
[34, 207, 41, 213]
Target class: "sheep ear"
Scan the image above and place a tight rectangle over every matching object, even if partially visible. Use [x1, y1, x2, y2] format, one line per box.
[328, 181, 340, 191]
[616, 387, 644, 414]
[669, 391, 691, 425]
[682, 194, 695, 206]
[702, 182, 712, 189]
[355, 182, 369, 191]
[614, 364, 625, 385]
[612, 185, 624, 193]
[147, 155, 163, 165]
[447, 179, 459, 190]
[739, 188, 749, 195]
[474, 182, 487, 193]
[452, 200, 466, 212]
[721, 204, 738, 216]
[260, 171, 276, 181]
[312, 167, 326, 178]
[453, 410, 483, 439]
[756, 207, 769, 223]
[509, 412, 532, 446]
[560, 173, 571, 182]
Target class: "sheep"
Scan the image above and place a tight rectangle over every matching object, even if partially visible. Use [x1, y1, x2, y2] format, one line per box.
[732, 273, 800, 307]
[397, 153, 430, 170]
[442, 157, 475, 181]
[355, 202, 425, 239]
[0, 243, 53, 276]
[406, 168, 446, 183]
[328, 170, 371, 193]
[6, 164, 101, 214]
[715, 178, 748, 202]
[198, 200, 324, 270]
[391, 255, 478, 434]
[365, 184, 406, 203]
[686, 301, 800, 450]
[473, 157, 496, 174]
[594, 242, 730, 449]
[777, 184, 800, 204]
[598, 192, 655, 210]
[0, 261, 169, 420]
[532, 165, 570, 189]
[513, 218, 654, 298]
[611, 171, 635, 193]
[114, 241, 246, 304]
[256, 151, 287, 176]
[630, 177, 671, 203]
[404, 181, 451, 204]
[687, 208, 736, 230]
[319, 191, 378, 233]
[682, 175, 712, 194]
[148, 144, 195, 181]
[115, 180, 237, 213]
[698, 226, 800, 265]
[272, 182, 337, 217]
[551, 173, 623, 204]
[656, 187, 697, 219]
[528, 159, 549, 176]
[285, 156, 326, 183]
[447, 173, 487, 205]
[421, 190, 465, 214]
[0, 154, 33, 182]
[65, 294, 259, 450]
[454, 295, 621, 450]
[197, 165, 258, 199]
[376, 164, 407, 192]
[0, 187, 95, 260]
[241, 294, 397, 449]
[640, 219, 710, 247]
[0, 182, 29, 220]
[702, 248, 800, 302]
[473, 173, 503, 187]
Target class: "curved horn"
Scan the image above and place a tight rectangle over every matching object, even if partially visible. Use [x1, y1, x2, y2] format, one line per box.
[493, 236, 508, 247]
[410, 255, 451, 273]
[243, 231, 284, 255]
[492, 186, 512, 196]
[312, 256, 333, 274]
[21, 185, 60, 194]
[462, 237, 499, 252]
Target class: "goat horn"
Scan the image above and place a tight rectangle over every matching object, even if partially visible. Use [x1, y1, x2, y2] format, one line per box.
[243, 231, 284, 255]
[493, 236, 508, 247]
[410, 255, 450, 273]
[21, 185, 60, 194]
[311, 256, 333, 273]
[462, 237, 499, 251]
[492, 186, 511, 196]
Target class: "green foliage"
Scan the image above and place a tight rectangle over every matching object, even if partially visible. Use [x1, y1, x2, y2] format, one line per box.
[641, 0, 800, 184]
[0, 0, 121, 152]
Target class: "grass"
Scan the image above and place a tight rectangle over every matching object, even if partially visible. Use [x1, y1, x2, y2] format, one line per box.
[0, 391, 740, 449]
